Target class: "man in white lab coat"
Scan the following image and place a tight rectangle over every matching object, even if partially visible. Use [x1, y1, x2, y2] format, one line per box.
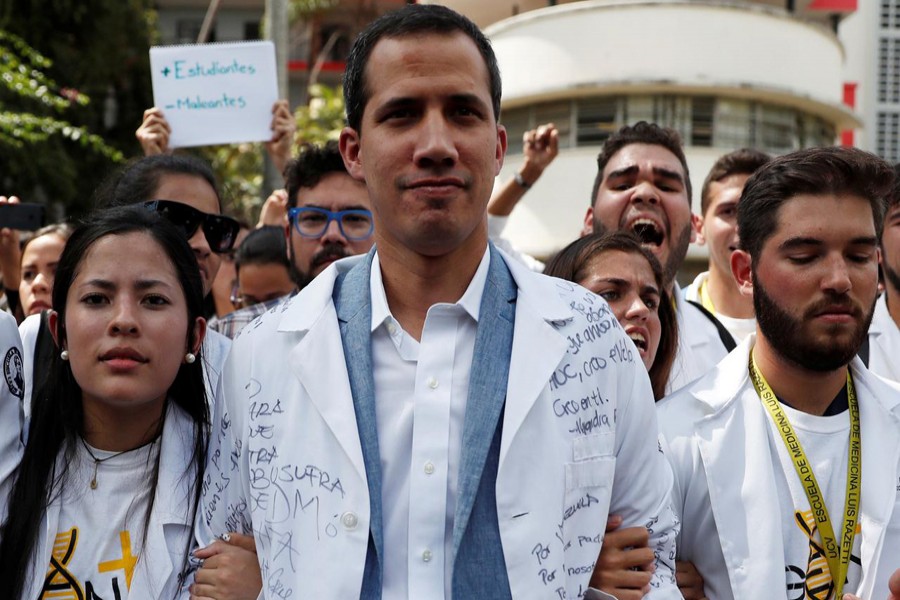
[189, 4, 680, 599]
[582, 122, 732, 393]
[659, 146, 900, 599]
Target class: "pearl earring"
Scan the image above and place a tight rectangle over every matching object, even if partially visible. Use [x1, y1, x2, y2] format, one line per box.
[60, 349, 69, 361]
[185, 352, 196, 364]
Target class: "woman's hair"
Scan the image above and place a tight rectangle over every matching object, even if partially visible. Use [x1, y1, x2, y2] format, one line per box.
[235, 225, 290, 273]
[0, 205, 209, 596]
[19, 222, 75, 259]
[544, 231, 678, 400]
[95, 153, 221, 210]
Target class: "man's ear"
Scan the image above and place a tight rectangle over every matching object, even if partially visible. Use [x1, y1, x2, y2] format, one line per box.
[581, 206, 594, 237]
[690, 212, 702, 244]
[48, 311, 62, 349]
[339, 127, 366, 182]
[494, 124, 508, 175]
[731, 249, 754, 298]
[694, 214, 706, 246]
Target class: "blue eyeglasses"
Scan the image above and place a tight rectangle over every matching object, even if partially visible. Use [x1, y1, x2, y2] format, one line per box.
[288, 207, 374, 241]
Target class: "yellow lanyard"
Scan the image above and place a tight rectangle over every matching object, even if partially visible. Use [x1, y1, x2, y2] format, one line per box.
[698, 279, 717, 315]
[749, 352, 861, 598]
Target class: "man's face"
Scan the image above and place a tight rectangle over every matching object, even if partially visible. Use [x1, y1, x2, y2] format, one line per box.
[748, 194, 879, 371]
[700, 173, 749, 281]
[584, 143, 698, 286]
[286, 172, 374, 284]
[881, 202, 900, 293]
[339, 32, 507, 258]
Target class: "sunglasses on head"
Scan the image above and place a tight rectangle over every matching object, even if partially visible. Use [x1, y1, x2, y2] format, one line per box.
[142, 200, 240, 254]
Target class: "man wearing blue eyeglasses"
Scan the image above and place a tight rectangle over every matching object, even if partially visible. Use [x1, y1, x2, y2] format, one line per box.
[208, 141, 374, 338]
[284, 141, 375, 287]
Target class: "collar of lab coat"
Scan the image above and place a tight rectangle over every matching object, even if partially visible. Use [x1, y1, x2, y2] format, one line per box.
[274, 245, 574, 335]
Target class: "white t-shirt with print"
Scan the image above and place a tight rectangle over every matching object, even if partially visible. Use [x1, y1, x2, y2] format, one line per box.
[40, 440, 160, 600]
[765, 402, 862, 600]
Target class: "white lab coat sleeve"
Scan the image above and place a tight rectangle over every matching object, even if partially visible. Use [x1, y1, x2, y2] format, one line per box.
[657, 429, 686, 554]
[180, 350, 255, 595]
[0, 311, 24, 524]
[607, 357, 681, 598]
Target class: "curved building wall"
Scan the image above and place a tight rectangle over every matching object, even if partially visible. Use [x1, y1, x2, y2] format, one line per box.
[482, 1, 857, 268]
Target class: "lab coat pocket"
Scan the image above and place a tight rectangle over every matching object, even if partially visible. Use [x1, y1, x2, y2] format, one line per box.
[562, 457, 615, 589]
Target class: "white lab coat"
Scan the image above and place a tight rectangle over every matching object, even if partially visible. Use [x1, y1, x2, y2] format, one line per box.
[868, 294, 900, 383]
[0, 310, 24, 523]
[658, 335, 900, 600]
[667, 286, 731, 394]
[9, 403, 201, 600]
[194, 250, 681, 599]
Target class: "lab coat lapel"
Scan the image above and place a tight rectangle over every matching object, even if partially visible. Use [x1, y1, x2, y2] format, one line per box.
[131, 405, 193, 599]
[332, 250, 385, 568]
[851, 362, 900, 598]
[499, 257, 571, 466]
[452, 245, 517, 557]
[694, 346, 786, 598]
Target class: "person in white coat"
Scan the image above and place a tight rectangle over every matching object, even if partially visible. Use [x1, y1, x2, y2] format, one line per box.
[0, 206, 210, 598]
[866, 164, 900, 382]
[659, 146, 900, 599]
[683, 148, 771, 345]
[581, 121, 732, 394]
[189, 5, 681, 599]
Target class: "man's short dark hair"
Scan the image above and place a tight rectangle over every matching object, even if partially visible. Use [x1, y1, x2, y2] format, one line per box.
[738, 146, 894, 263]
[342, 3, 502, 133]
[284, 141, 348, 207]
[590, 121, 692, 207]
[700, 148, 771, 215]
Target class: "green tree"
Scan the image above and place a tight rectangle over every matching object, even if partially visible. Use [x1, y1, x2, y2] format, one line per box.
[0, 0, 155, 218]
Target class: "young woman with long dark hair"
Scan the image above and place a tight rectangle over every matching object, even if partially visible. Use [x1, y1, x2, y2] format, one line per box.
[0, 206, 208, 598]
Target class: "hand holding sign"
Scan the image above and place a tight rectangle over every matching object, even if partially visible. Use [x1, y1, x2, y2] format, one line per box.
[149, 41, 278, 148]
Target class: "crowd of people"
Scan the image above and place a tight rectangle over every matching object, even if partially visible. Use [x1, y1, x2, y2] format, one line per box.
[0, 3, 899, 599]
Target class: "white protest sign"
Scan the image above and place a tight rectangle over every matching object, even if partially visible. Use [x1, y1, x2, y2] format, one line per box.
[150, 41, 278, 148]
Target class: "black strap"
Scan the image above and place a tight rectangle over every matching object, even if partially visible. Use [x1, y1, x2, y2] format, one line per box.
[686, 300, 737, 353]
[32, 309, 55, 403]
[857, 335, 870, 367]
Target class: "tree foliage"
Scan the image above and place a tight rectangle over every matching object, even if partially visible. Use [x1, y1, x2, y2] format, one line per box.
[0, 0, 154, 218]
[0, 31, 121, 159]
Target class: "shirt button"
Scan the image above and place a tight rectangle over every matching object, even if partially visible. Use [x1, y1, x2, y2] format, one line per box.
[387, 322, 397, 335]
[341, 512, 358, 530]
[424, 461, 435, 475]
[427, 377, 439, 389]
[422, 549, 433, 562]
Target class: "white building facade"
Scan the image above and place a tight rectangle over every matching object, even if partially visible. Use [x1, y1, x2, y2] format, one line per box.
[430, 0, 860, 268]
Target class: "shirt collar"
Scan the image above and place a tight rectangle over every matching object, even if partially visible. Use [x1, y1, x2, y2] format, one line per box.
[370, 246, 491, 333]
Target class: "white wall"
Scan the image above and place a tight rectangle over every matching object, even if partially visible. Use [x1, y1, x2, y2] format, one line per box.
[487, 1, 852, 125]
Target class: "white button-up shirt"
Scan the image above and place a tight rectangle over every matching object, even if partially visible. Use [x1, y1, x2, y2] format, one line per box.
[370, 249, 490, 599]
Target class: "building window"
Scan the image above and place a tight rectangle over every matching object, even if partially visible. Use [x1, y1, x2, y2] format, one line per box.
[533, 101, 572, 149]
[877, 111, 900, 162]
[505, 94, 835, 157]
[176, 18, 212, 44]
[502, 107, 532, 155]
[577, 97, 620, 145]
[244, 21, 261, 40]
[691, 97, 715, 147]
